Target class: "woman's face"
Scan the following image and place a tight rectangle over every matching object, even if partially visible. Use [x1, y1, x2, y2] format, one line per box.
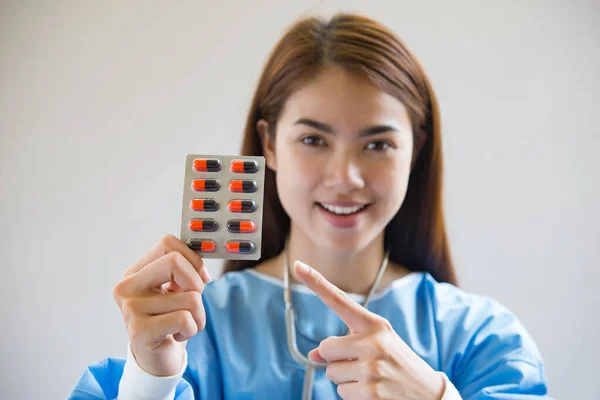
[261, 67, 414, 254]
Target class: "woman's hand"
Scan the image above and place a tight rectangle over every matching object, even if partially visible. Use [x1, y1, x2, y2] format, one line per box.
[294, 261, 445, 400]
[113, 235, 212, 377]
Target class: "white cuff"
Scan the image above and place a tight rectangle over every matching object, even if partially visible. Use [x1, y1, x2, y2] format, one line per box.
[117, 342, 188, 400]
[438, 371, 463, 399]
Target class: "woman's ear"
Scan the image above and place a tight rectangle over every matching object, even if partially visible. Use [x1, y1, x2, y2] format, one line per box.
[257, 119, 277, 171]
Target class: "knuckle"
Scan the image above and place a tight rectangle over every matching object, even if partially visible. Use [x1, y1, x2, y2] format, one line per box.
[196, 313, 207, 332]
[373, 382, 385, 398]
[176, 310, 189, 325]
[334, 289, 349, 306]
[166, 251, 185, 271]
[112, 280, 128, 303]
[122, 264, 135, 279]
[120, 298, 137, 319]
[365, 382, 383, 399]
[369, 359, 386, 379]
[161, 234, 179, 248]
[112, 282, 122, 300]
[177, 310, 196, 332]
[325, 364, 336, 381]
[186, 291, 203, 309]
[373, 337, 387, 355]
[319, 336, 337, 356]
[374, 315, 393, 331]
[312, 269, 322, 284]
[362, 340, 379, 358]
[128, 318, 146, 342]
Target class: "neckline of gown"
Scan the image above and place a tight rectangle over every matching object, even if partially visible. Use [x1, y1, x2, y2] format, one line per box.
[244, 268, 424, 303]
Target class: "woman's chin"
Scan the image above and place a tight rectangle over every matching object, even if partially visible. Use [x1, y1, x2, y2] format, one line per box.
[313, 230, 371, 255]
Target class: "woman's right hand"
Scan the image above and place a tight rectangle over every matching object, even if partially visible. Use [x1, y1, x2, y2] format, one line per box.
[113, 234, 212, 377]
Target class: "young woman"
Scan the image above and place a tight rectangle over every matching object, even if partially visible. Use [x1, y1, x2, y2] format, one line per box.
[69, 13, 550, 400]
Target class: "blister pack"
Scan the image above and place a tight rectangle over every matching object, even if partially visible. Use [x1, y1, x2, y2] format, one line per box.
[179, 154, 266, 260]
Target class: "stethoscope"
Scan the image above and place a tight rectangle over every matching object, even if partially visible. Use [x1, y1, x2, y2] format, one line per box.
[283, 247, 391, 400]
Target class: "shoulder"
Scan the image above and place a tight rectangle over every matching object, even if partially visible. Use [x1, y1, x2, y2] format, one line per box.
[408, 273, 525, 326]
[409, 274, 548, 394]
[417, 273, 541, 355]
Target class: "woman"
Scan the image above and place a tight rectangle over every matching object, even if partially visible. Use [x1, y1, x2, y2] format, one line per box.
[69, 13, 550, 400]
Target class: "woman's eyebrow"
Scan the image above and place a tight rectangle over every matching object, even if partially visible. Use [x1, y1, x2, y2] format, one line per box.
[293, 118, 400, 137]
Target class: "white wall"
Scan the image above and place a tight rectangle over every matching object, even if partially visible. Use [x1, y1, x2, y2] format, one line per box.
[1, 1, 598, 398]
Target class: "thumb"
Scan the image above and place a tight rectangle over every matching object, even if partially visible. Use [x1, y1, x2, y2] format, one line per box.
[308, 348, 327, 363]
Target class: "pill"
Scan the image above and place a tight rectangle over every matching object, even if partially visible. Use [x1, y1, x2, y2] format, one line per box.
[229, 180, 258, 193]
[227, 199, 257, 213]
[187, 239, 217, 252]
[227, 220, 257, 233]
[188, 218, 219, 232]
[190, 198, 219, 212]
[230, 159, 259, 173]
[192, 179, 221, 192]
[225, 240, 256, 254]
[193, 158, 222, 172]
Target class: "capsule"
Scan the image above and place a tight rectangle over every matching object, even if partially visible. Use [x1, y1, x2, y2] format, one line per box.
[188, 218, 219, 232]
[229, 180, 258, 193]
[227, 220, 257, 233]
[227, 199, 257, 213]
[187, 239, 216, 253]
[230, 159, 259, 174]
[192, 179, 221, 192]
[193, 158, 222, 172]
[190, 198, 219, 212]
[225, 240, 256, 254]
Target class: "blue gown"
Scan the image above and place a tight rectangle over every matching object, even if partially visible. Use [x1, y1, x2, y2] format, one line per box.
[68, 270, 551, 399]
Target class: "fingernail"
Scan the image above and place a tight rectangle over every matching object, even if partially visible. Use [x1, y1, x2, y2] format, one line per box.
[295, 261, 309, 274]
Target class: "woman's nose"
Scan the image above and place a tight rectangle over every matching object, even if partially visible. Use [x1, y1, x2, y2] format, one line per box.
[322, 152, 365, 193]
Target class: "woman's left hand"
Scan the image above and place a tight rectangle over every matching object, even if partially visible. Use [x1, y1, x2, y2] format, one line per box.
[294, 261, 445, 400]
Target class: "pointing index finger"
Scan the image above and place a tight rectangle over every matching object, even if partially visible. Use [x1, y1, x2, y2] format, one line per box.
[294, 261, 373, 333]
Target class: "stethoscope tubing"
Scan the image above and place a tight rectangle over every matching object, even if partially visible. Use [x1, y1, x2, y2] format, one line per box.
[283, 248, 391, 400]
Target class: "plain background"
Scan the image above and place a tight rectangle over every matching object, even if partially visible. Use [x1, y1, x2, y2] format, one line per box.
[1, 1, 598, 399]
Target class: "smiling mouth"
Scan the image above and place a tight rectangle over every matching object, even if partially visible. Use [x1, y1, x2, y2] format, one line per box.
[317, 202, 370, 215]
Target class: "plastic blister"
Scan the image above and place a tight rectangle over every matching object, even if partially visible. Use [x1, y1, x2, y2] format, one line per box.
[180, 154, 266, 260]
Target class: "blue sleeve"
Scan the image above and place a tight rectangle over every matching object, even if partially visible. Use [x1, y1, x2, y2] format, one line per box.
[426, 277, 551, 399]
[67, 282, 226, 399]
[66, 324, 223, 400]
[66, 357, 195, 399]
[449, 300, 551, 398]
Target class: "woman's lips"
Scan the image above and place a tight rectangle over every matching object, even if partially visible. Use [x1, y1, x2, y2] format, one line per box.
[316, 203, 370, 228]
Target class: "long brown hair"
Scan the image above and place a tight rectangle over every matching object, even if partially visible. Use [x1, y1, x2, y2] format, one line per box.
[223, 13, 458, 285]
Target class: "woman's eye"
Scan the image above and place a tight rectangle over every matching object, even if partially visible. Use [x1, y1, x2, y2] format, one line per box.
[366, 140, 394, 151]
[301, 135, 326, 147]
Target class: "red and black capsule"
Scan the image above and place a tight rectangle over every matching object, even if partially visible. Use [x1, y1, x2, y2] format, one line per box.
[188, 218, 219, 232]
[227, 220, 257, 233]
[227, 199, 257, 213]
[190, 198, 219, 212]
[193, 158, 222, 172]
[187, 239, 217, 253]
[229, 180, 258, 193]
[192, 179, 221, 192]
[230, 159, 259, 174]
[225, 240, 256, 254]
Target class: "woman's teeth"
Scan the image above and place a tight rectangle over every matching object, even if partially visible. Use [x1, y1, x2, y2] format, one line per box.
[319, 203, 367, 215]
